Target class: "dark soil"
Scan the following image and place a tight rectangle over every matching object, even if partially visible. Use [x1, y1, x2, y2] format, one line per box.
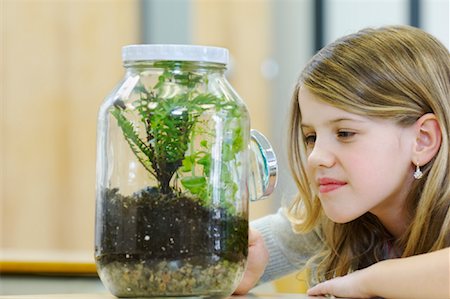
[96, 187, 248, 266]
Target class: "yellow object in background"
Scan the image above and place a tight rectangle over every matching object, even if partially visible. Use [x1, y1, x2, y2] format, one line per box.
[0, 250, 97, 275]
[273, 269, 309, 293]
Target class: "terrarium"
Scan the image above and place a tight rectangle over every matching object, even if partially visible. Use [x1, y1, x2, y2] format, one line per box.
[95, 44, 277, 298]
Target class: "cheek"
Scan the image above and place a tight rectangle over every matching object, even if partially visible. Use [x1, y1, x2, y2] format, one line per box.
[347, 156, 379, 184]
[347, 148, 410, 198]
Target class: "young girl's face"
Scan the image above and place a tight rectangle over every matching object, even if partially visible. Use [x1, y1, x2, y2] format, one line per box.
[298, 87, 416, 225]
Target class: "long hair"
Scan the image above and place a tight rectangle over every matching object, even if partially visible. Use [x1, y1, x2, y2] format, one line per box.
[287, 25, 450, 281]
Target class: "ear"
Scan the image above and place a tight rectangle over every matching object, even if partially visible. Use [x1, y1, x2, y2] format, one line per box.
[412, 113, 442, 165]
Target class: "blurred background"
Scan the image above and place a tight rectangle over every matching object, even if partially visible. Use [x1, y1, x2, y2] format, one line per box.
[1, 0, 448, 277]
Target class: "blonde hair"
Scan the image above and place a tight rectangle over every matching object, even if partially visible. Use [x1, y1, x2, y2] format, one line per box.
[287, 25, 450, 281]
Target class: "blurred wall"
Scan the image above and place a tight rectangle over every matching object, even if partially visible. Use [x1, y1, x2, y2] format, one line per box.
[1, 0, 140, 251]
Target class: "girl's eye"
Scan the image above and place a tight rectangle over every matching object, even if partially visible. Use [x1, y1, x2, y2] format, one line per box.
[337, 130, 356, 139]
[304, 134, 316, 145]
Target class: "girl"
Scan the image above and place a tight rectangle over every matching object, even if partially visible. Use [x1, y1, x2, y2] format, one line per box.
[236, 25, 450, 298]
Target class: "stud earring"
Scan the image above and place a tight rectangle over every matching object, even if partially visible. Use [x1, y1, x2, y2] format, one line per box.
[413, 163, 423, 180]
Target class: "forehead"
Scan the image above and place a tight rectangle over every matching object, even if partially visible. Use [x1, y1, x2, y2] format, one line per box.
[298, 87, 365, 124]
[297, 87, 406, 134]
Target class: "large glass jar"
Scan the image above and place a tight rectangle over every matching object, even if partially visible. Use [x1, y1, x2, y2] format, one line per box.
[95, 44, 277, 298]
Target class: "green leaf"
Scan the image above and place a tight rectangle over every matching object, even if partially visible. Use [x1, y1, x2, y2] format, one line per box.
[181, 155, 194, 172]
[110, 107, 155, 176]
[197, 154, 211, 175]
[180, 176, 207, 194]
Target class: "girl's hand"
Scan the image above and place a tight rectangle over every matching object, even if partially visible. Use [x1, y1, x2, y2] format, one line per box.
[307, 268, 372, 298]
[309, 248, 450, 299]
[233, 228, 269, 295]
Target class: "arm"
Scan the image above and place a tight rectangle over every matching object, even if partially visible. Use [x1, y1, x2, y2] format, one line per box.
[307, 247, 450, 299]
[235, 208, 323, 294]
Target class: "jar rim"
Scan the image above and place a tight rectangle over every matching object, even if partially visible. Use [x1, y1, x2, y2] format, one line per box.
[122, 44, 229, 65]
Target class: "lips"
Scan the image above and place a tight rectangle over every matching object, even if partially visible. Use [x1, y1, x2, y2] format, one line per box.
[317, 178, 347, 193]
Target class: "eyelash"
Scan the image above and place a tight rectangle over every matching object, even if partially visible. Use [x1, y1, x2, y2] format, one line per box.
[302, 130, 356, 145]
[337, 130, 356, 139]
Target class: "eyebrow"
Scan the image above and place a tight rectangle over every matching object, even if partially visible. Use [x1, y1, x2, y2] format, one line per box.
[301, 117, 367, 128]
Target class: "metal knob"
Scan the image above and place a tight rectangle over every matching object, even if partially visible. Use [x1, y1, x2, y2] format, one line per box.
[248, 129, 278, 201]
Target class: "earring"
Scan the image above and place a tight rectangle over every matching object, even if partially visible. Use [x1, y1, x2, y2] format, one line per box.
[414, 163, 423, 180]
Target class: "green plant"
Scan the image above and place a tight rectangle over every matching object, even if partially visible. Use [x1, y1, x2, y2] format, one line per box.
[110, 62, 244, 207]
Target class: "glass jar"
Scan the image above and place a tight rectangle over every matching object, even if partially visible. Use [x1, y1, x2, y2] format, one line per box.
[95, 44, 277, 298]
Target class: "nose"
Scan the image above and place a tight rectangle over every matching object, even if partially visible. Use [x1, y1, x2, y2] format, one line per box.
[307, 138, 336, 169]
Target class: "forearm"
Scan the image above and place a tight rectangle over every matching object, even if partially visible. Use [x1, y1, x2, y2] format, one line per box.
[364, 248, 450, 299]
[251, 208, 322, 284]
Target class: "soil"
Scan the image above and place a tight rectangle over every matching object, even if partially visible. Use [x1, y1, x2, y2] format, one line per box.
[95, 186, 248, 297]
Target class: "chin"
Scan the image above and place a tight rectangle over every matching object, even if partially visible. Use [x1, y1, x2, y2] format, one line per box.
[323, 210, 359, 224]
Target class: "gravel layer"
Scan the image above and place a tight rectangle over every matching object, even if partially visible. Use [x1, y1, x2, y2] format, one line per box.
[98, 257, 246, 298]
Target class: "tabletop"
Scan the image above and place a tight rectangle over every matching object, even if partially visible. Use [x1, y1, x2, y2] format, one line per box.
[0, 293, 330, 299]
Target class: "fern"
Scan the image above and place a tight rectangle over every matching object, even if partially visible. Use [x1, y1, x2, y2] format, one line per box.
[111, 62, 244, 209]
[111, 106, 155, 177]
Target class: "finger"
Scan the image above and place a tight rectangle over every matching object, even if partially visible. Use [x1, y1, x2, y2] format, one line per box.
[248, 228, 261, 246]
[307, 281, 331, 296]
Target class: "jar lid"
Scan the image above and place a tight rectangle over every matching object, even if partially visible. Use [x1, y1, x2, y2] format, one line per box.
[122, 44, 229, 64]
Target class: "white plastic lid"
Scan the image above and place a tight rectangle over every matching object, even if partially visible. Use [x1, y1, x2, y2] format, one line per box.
[122, 44, 229, 64]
